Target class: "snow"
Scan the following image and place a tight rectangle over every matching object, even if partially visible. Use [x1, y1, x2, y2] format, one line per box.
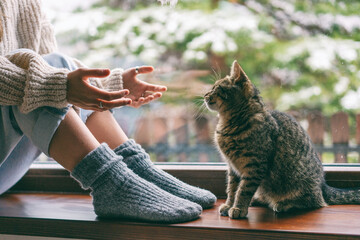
[335, 77, 349, 94]
[277, 36, 360, 71]
[341, 88, 360, 110]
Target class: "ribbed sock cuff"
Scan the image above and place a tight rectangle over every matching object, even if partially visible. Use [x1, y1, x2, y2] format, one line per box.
[71, 143, 121, 189]
[114, 139, 141, 154]
[114, 139, 153, 172]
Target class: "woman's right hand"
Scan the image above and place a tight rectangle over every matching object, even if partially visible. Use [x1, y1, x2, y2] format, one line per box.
[67, 68, 132, 111]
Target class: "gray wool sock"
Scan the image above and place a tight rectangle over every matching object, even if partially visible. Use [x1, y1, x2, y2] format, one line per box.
[71, 143, 202, 223]
[114, 139, 217, 209]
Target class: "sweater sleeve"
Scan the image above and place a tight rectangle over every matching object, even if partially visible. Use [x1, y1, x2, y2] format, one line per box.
[72, 58, 124, 92]
[38, 8, 58, 55]
[1, 50, 69, 113]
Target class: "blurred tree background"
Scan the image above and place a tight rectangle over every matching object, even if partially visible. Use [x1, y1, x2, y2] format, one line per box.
[49, 0, 360, 116]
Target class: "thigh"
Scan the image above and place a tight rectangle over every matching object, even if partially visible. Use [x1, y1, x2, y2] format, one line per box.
[42, 52, 77, 71]
[12, 105, 70, 156]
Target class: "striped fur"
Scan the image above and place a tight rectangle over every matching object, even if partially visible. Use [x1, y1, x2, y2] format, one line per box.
[204, 60, 360, 219]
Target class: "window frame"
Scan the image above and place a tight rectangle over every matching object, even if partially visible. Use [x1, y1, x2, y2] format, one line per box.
[8, 163, 360, 197]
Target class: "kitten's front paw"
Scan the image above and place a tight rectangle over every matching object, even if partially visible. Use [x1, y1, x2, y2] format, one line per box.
[219, 203, 231, 216]
[228, 207, 248, 219]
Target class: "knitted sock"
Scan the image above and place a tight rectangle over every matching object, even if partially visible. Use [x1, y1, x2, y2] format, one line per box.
[114, 139, 217, 209]
[71, 144, 202, 223]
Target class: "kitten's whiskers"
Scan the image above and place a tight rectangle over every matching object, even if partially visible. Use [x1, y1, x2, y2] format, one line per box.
[192, 97, 208, 121]
[211, 64, 222, 82]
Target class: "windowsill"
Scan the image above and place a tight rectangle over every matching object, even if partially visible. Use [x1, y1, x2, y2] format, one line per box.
[3, 164, 360, 239]
[1, 193, 360, 239]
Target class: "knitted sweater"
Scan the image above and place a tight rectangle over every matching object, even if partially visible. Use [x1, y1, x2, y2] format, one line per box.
[0, 0, 123, 113]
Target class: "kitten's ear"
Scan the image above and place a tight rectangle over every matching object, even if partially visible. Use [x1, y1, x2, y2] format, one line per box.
[231, 60, 249, 85]
[231, 60, 254, 97]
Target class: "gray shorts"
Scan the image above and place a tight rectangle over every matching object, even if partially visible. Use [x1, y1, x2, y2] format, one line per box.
[0, 51, 95, 194]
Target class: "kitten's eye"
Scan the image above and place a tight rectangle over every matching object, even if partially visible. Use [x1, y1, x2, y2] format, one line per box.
[213, 85, 222, 93]
[217, 85, 228, 99]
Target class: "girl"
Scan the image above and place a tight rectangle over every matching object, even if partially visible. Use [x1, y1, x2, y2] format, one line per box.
[0, 0, 215, 223]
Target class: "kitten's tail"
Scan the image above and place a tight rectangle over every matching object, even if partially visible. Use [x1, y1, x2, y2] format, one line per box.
[322, 184, 360, 205]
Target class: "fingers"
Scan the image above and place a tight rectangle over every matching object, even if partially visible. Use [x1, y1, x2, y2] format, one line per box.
[78, 97, 132, 112]
[133, 66, 154, 75]
[94, 88, 131, 110]
[88, 90, 162, 110]
[144, 83, 167, 92]
[91, 87, 130, 101]
[97, 98, 132, 110]
[130, 92, 163, 108]
[141, 91, 162, 98]
[75, 85, 131, 110]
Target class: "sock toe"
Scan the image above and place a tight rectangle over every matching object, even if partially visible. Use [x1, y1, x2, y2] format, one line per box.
[115, 140, 217, 209]
[198, 190, 217, 209]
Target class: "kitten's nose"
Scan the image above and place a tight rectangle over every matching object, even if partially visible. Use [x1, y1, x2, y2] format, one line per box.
[204, 95, 211, 103]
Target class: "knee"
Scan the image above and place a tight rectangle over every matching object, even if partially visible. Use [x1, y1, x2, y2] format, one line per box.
[11, 105, 69, 139]
[42, 52, 77, 70]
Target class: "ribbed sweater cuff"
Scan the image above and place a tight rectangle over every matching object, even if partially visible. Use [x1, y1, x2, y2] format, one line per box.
[103, 68, 124, 92]
[6, 50, 70, 113]
[21, 69, 69, 113]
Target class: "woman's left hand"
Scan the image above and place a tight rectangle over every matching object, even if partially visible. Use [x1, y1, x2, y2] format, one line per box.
[122, 66, 167, 108]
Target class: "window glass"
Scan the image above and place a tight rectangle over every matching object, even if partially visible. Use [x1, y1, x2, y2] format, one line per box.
[37, 0, 360, 164]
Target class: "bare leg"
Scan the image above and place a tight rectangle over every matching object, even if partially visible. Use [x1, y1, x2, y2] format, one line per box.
[85, 111, 128, 149]
[48, 108, 100, 171]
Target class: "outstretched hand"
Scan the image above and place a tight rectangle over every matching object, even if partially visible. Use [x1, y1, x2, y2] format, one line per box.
[67, 68, 131, 111]
[122, 66, 167, 108]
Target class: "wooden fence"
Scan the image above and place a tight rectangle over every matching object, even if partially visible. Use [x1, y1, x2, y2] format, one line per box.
[307, 111, 360, 163]
[130, 109, 360, 163]
[132, 108, 220, 162]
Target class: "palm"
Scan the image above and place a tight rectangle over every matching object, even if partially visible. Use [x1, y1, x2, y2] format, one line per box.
[123, 78, 147, 100]
[122, 66, 167, 108]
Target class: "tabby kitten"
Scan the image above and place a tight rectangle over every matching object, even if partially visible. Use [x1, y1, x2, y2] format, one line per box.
[204, 60, 360, 219]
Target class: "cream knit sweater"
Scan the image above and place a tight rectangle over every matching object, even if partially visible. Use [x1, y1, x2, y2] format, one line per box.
[0, 0, 123, 113]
